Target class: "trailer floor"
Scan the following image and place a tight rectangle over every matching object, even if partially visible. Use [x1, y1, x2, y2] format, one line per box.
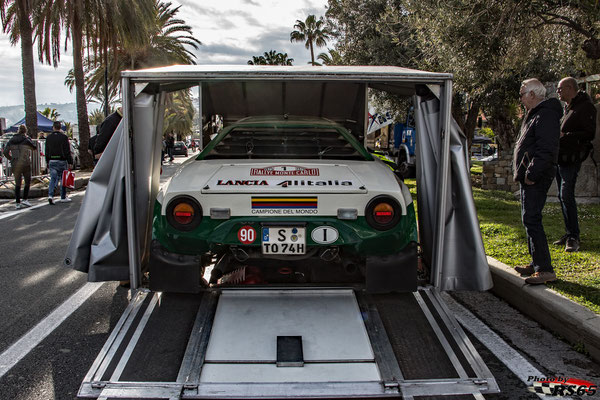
[80, 287, 497, 399]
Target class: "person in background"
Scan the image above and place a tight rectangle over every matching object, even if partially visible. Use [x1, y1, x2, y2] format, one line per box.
[45, 121, 73, 204]
[166, 132, 175, 162]
[88, 133, 99, 166]
[553, 77, 597, 252]
[3, 125, 36, 209]
[93, 107, 122, 158]
[512, 78, 562, 285]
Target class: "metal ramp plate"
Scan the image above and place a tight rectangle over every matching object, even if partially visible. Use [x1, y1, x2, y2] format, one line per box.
[78, 287, 498, 399]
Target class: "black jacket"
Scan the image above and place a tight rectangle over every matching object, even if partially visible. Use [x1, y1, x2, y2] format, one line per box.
[45, 130, 73, 164]
[94, 111, 122, 155]
[513, 98, 562, 183]
[558, 91, 597, 165]
[3, 133, 36, 168]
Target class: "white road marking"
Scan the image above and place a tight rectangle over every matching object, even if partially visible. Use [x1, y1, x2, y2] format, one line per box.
[441, 293, 566, 400]
[0, 282, 104, 378]
[0, 190, 85, 220]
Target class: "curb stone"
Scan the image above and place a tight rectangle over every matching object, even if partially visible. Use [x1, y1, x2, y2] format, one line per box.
[0, 174, 91, 199]
[487, 256, 600, 364]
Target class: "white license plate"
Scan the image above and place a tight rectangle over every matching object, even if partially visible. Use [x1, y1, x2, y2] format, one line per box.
[262, 227, 306, 255]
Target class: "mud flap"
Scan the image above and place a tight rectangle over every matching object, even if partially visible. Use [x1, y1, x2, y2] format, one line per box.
[366, 241, 418, 293]
[149, 240, 202, 293]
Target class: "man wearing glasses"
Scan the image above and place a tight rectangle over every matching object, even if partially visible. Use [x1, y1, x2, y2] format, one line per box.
[553, 77, 597, 252]
[512, 78, 562, 284]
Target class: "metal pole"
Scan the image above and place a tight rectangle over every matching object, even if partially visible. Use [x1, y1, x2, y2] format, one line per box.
[432, 80, 453, 288]
[122, 77, 141, 289]
[198, 83, 203, 149]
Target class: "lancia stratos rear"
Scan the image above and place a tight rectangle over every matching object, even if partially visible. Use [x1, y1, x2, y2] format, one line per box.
[151, 116, 418, 293]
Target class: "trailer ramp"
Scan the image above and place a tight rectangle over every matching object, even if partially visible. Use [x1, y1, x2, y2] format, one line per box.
[79, 287, 498, 399]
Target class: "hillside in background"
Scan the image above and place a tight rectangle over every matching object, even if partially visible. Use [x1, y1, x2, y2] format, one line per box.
[0, 102, 101, 127]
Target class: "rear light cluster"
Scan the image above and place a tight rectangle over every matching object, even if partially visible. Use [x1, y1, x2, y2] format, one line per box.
[166, 196, 202, 231]
[365, 196, 401, 230]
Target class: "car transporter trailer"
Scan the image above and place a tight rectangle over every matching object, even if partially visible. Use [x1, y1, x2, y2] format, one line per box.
[66, 65, 498, 399]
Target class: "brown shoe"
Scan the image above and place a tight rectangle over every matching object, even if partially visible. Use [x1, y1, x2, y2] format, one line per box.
[525, 271, 557, 285]
[514, 264, 535, 276]
[565, 238, 580, 252]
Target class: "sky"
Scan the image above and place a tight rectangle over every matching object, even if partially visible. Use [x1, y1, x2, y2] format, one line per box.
[0, 0, 329, 107]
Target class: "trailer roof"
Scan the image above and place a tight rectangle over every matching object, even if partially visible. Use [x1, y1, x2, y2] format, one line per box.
[121, 64, 453, 82]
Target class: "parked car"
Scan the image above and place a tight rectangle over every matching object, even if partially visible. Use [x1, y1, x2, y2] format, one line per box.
[172, 141, 188, 157]
[150, 116, 418, 293]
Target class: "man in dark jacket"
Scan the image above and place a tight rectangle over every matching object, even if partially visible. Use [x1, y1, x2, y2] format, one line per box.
[45, 121, 73, 204]
[93, 108, 122, 157]
[3, 125, 36, 209]
[512, 78, 562, 285]
[553, 77, 597, 252]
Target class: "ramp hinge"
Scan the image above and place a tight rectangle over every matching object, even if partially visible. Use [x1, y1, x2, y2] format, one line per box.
[474, 379, 488, 386]
[91, 382, 106, 389]
[383, 381, 400, 392]
[183, 383, 199, 391]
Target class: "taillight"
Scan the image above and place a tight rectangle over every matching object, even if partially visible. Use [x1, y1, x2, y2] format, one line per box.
[173, 203, 195, 224]
[365, 196, 401, 230]
[166, 196, 202, 231]
[373, 202, 394, 224]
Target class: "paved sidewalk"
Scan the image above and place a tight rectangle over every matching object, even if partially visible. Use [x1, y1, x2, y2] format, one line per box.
[0, 170, 92, 200]
[488, 256, 600, 364]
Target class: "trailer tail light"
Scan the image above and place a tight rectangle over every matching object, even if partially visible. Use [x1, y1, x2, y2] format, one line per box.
[166, 196, 202, 231]
[365, 196, 401, 230]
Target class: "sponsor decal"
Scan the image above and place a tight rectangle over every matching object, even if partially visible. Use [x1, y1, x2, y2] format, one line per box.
[217, 180, 268, 186]
[214, 179, 353, 187]
[311, 226, 339, 244]
[250, 165, 320, 176]
[251, 197, 318, 215]
[237, 225, 256, 244]
[276, 179, 353, 187]
[527, 376, 597, 396]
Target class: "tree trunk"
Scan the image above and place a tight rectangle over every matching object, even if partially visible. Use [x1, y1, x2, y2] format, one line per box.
[464, 101, 480, 149]
[488, 110, 517, 155]
[17, 0, 37, 140]
[309, 40, 315, 65]
[72, 13, 92, 169]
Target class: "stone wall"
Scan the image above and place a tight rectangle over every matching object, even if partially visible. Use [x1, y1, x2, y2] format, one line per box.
[482, 152, 520, 193]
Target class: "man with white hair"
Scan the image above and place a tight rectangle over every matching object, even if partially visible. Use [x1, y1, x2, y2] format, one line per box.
[553, 77, 597, 252]
[512, 78, 562, 284]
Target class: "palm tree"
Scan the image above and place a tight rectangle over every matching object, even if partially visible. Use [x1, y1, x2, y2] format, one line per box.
[163, 90, 195, 140]
[41, 107, 60, 120]
[0, 0, 38, 138]
[248, 50, 294, 65]
[290, 14, 331, 66]
[34, 0, 155, 168]
[317, 49, 343, 66]
[64, 0, 200, 107]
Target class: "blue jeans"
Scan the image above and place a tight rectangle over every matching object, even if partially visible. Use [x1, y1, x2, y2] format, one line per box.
[48, 160, 68, 199]
[520, 174, 554, 273]
[556, 162, 581, 240]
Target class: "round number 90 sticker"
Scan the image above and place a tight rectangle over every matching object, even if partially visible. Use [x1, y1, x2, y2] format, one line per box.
[311, 226, 339, 244]
[238, 225, 256, 244]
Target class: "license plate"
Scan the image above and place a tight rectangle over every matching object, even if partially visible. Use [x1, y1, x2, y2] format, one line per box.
[262, 227, 306, 255]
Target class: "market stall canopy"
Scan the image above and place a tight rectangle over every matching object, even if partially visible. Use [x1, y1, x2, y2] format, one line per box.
[5, 111, 66, 133]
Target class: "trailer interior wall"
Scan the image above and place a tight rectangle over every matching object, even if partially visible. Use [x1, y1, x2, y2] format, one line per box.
[64, 65, 491, 291]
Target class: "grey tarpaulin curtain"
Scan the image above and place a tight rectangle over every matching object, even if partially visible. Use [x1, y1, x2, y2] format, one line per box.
[64, 93, 164, 281]
[415, 93, 493, 291]
[64, 124, 129, 281]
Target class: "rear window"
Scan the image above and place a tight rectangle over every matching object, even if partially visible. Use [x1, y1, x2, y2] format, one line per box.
[203, 128, 365, 160]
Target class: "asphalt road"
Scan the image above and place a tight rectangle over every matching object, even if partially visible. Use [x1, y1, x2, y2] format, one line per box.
[0, 152, 598, 399]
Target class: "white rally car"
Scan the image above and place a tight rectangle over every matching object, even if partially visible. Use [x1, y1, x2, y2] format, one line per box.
[150, 116, 418, 293]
